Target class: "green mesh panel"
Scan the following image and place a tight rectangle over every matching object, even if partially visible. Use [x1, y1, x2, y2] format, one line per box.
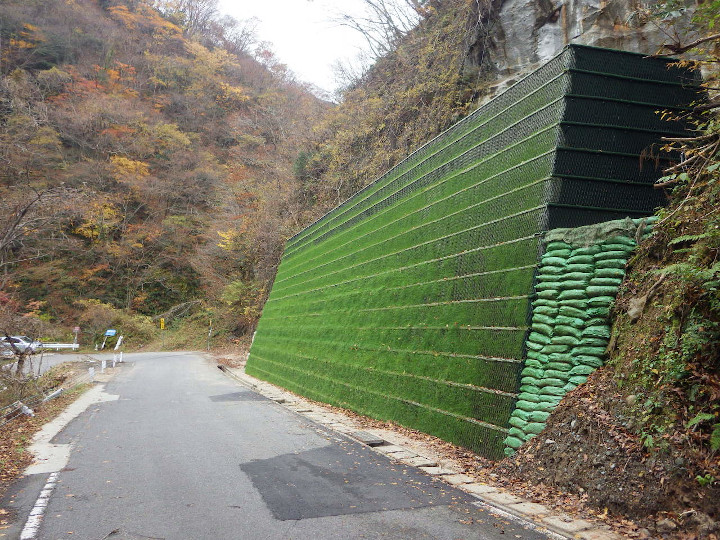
[247, 44, 702, 459]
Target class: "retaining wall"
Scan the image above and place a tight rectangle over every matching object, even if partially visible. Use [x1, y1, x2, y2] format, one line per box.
[247, 45, 700, 458]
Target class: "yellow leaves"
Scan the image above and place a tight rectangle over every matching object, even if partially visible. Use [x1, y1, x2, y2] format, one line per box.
[73, 202, 121, 242]
[9, 39, 36, 50]
[108, 5, 181, 37]
[80, 264, 110, 280]
[111, 156, 150, 179]
[216, 82, 251, 110]
[152, 123, 191, 154]
[29, 126, 61, 149]
[216, 229, 239, 250]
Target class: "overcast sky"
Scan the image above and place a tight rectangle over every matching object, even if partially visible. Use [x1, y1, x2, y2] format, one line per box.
[217, 0, 370, 93]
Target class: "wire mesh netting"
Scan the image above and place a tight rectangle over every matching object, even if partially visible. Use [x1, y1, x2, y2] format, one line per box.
[247, 44, 702, 458]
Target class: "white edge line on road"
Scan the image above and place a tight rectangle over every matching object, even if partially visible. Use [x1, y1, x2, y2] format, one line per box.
[19, 384, 120, 539]
[19, 472, 58, 540]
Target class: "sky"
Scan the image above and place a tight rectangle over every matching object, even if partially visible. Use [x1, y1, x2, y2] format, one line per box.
[217, 0, 370, 93]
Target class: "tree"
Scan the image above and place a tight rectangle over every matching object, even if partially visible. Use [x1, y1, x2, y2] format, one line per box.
[334, 0, 427, 59]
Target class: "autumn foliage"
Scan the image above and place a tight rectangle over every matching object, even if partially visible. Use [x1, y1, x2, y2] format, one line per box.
[0, 0, 325, 343]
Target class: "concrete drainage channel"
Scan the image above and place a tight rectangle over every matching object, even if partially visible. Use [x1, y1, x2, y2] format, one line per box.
[217, 364, 619, 540]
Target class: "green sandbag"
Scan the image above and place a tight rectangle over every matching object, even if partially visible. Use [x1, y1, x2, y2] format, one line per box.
[563, 382, 578, 392]
[526, 340, 544, 351]
[509, 416, 529, 429]
[574, 355, 604, 368]
[562, 299, 589, 310]
[526, 350, 547, 362]
[546, 241, 571, 251]
[541, 256, 568, 266]
[508, 427, 525, 438]
[532, 313, 555, 326]
[573, 345, 606, 356]
[547, 352, 573, 364]
[537, 274, 561, 282]
[594, 250, 630, 261]
[587, 285, 619, 297]
[522, 432, 538, 442]
[545, 369, 570, 380]
[528, 331, 551, 344]
[531, 322, 553, 336]
[505, 436, 524, 449]
[519, 384, 541, 394]
[565, 264, 595, 274]
[587, 306, 610, 318]
[555, 315, 584, 327]
[537, 289, 559, 299]
[545, 251, 572, 261]
[540, 266, 564, 276]
[589, 277, 622, 287]
[558, 289, 587, 300]
[545, 361, 571, 371]
[515, 400, 539, 410]
[579, 337, 608, 347]
[554, 325, 583, 338]
[558, 280, 589, 291]
[569, 364, 596, 375]
[558, 306, 587, 318]
[518, 392, 541, 403]
[572, 245, 601, 256]
[604, 238, 635, 247]
[562, 272, 592, 281]
[528, 410, 551, 422]
[536, 281, 560, 291]
[594, 268, 625, 279]
[522, 367, 543, 378]
[538, 377, 565, 388]
[587, 317, 609, 328]
[524, 359, 543, 369]
[542, 393, 564, 404]
[567, 255, 594, 265]
[533, 298, 559, 309]
[525, 422, 546, 435]
[541, 344, 570, 354]
[534, 401, 558, 413]
[588, 295, 616, 307]
[540, 385, 566, 396]
[596, 259, 626, 269]
[533, 305, 558, 316]
[550, 335, 579, 347]
[569, 375, 589, 386]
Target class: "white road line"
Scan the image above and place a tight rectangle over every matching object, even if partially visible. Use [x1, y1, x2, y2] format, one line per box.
[20, 472, 59, 540]
[19, 385, 120, 538]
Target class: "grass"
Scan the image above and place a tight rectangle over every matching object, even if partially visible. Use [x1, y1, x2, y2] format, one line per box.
[248, 82, 561, 456]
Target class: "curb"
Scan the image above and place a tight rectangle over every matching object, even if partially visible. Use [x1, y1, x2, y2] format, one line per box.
[218, 364, 623, 540]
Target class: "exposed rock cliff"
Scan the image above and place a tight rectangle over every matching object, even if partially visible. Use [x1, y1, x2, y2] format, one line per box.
[469, 0, 685, 98]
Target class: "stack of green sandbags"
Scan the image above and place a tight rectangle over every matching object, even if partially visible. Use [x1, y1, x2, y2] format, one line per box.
[504, 217, 655, 454]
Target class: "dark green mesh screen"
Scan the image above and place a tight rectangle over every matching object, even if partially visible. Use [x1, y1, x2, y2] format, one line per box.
[247, 45, 701, 459]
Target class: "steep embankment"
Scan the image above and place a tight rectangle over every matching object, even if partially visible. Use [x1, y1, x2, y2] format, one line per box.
[497, 178, 720, 535]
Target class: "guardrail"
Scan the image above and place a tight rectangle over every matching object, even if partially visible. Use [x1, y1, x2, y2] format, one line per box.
[42, 343, 79, 351]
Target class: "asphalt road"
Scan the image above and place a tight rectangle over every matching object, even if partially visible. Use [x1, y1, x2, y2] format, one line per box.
[4, 352, 549, 540]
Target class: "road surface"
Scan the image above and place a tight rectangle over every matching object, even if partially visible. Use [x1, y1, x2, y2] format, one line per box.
[3, 352, 549, 539]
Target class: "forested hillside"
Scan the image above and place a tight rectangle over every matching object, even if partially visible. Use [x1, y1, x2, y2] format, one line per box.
[0, 0, 325, 344]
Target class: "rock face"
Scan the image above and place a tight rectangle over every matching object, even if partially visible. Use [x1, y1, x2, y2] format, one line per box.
[471, 0, 687, 98]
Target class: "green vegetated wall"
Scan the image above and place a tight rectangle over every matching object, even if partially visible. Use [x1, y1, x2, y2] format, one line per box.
[505, 218, 655, 454]
[247, 45, 701, 459]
